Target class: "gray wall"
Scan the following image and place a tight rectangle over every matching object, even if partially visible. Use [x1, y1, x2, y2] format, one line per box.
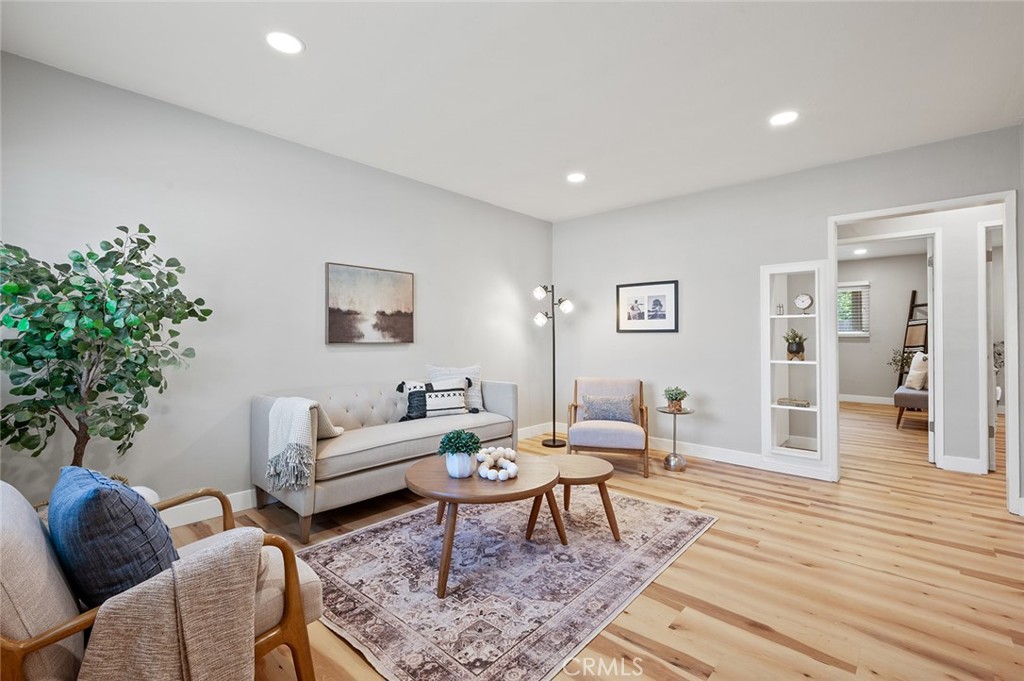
[838, 254, 928, 400]
[553, 126, 1021, 470]
[1, 55, 553, 504]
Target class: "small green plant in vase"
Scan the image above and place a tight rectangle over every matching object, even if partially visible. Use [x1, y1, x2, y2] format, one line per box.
[664, 386, 689, 413]
[438, 428, 481, 478]
[783, 328, 807, 360]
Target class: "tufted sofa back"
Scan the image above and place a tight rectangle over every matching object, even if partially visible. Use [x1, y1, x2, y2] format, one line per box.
[269, 383, 407, 431]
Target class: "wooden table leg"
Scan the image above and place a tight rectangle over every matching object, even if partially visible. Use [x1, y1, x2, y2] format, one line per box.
[435, 501, 446, 525]
[545, 490, 569, 545]
[525, 495, 543, 540]
[437, 502, 459, 598]
[563, 484, 571, 511]
[597, 482, 620, 541]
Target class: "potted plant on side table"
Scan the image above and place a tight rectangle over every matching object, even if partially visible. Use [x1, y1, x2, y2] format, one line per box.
[664, 386, 689, 413]
[438, 429, 481, 478]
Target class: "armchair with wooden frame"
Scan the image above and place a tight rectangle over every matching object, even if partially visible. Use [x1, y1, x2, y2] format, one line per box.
[0, 483, 322, 681]
[567, 378, 650, 478]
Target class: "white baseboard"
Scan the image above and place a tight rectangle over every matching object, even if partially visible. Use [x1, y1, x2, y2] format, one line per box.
[159, 488, 257, 528]
[518, 421, 569, 441]
[648, 436, 837, 482]
[839, 394, 894, 405]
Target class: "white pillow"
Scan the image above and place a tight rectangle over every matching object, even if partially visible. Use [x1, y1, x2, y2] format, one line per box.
[428, 364, 483, 412]
[424, 377, 469, 418]
[904, 352, 928, 390]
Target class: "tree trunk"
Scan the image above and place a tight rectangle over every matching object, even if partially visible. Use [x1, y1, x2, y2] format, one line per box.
[71, 418, 90, 467]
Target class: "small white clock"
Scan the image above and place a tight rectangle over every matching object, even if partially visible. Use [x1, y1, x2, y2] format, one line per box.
[794, 293, 814, 313]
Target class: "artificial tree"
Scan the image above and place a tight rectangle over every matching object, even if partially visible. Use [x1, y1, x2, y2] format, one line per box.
[0, 224, 211, 467]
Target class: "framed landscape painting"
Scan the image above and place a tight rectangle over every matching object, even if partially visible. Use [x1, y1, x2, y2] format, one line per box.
[616, 280, 678, 333]
[325, 263, 414, 343]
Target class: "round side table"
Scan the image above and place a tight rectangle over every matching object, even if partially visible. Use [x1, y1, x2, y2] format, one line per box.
[656, 406, 695, 471]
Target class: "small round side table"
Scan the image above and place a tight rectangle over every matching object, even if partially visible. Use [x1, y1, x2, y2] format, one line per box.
[656, 406, 695, 471]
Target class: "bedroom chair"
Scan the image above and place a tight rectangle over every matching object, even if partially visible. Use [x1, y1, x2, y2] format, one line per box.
[567, 377, 650, 478]
[0, 482, 322, 681]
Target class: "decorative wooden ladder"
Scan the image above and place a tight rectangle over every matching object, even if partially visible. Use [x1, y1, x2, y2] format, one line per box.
[896, 289, 929, 389]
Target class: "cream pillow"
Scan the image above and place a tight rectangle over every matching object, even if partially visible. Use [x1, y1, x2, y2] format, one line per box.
[904, 352, 928, 390]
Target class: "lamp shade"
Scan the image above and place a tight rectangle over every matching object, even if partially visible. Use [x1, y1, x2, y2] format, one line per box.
[533, 285, 548, 300]
[534, 312, 549, 326]
[558, 299, 574, 314]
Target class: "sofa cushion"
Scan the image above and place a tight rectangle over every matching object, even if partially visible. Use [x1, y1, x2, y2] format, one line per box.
[428, 364, 483, 411]
[48, 466, 179, 608]
[0, 481, 85, 680]
[177, 531, 323, 635]
[568, 420, 646, 449]
[315, 411, 513, 480]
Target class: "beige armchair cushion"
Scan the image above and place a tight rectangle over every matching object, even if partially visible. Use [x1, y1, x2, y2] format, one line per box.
[177, 532, 323, 635]
[0, 481, 84, 681]
[568, 420, 646, 449]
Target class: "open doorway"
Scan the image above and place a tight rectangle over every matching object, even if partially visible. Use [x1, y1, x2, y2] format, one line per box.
[827, 192, 1020, 515]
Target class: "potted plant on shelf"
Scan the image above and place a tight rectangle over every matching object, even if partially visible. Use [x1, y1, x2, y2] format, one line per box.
[783, 329, 807, 361]
[664, 386, 689, 413]
[438, 428, 481, 478]
[0, 224, 211, 469]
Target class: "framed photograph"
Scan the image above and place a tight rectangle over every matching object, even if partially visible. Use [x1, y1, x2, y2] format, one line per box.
[616, 280, 678, 333]
[325, 263, 414, 343]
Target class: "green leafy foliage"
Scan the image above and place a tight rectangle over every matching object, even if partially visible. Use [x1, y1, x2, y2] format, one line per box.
[663, 386, 688, 402]
[782, 328, 807, 344]
[886, 347, 915, 375]
[437, 429, 482, 456]
[0, 225, 211, 465]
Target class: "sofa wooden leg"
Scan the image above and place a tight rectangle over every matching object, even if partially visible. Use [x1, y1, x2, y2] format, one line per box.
[298, 515, 313, 544]
[896, 407, 905, 429]
[255, 486, 271, 509]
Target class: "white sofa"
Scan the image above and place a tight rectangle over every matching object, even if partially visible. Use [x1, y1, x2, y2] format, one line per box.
[251, 380, 518, 542]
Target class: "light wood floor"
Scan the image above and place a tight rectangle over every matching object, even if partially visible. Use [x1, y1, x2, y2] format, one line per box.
[174, 403, 1022, 680]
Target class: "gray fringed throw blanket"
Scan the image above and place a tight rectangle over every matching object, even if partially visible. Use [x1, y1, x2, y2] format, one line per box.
[267, 397, 344, 491]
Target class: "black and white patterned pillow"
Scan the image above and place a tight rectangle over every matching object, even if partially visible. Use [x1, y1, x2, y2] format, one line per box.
[397, 378, 470, 420]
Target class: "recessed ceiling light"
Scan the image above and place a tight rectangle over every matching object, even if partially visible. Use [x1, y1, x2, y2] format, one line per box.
[769, 110, 799, 127]
[566, 172, 586, 184]
[266, 32, 305, 55]
[853, 248, 868, 255]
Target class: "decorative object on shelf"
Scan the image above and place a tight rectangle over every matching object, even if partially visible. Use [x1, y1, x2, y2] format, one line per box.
[533, 284, 574, 447]
[326, 262, 413, 344]
[616, 280, 679, 333]
[0, 225, 211, 468]
[794, 293, 814, 314]
[776, 304, 784, 315]
[783, 328, 807, 360]
[475, 446, 518, 481]
[663, 386, 689, 413]
[777, 397, 811, 408]
[438, 429, 481, 478]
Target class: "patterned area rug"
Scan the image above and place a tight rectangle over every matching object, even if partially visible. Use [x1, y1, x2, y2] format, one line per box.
[299, 487, 715, 681]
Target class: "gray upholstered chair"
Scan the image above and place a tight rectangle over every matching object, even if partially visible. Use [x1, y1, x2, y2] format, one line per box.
[893, 386, 928, 428]
[567, 378, 650, 478]
[0, 481, 322, 681]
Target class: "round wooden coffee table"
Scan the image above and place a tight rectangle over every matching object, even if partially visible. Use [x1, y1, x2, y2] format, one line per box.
[546, 454, 620, 541]
[405, 453, 567, 598]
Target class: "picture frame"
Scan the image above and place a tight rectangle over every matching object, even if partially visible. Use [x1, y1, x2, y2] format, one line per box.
[325, 263, 414, 343]
[616, 280, 678, 333]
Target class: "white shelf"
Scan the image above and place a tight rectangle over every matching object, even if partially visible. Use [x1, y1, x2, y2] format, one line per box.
[770, 314, 817, 319]
[770, 360, 818, 365]
[771, 445, 820, 459]
[771, 403, 818, 412]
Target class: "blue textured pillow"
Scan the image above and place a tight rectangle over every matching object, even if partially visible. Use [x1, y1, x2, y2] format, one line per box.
[48, 466, 178, 608]
[582, 394, 635, 423]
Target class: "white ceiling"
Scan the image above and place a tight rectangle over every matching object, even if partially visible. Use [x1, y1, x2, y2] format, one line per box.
[3, 2, 1023, 223]
[837, 237, 928, 262]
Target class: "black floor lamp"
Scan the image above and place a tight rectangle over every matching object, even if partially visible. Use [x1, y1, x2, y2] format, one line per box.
[533, 284, 574, 447]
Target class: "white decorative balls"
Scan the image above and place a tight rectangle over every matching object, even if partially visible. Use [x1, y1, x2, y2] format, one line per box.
[476, 448, 519, 482]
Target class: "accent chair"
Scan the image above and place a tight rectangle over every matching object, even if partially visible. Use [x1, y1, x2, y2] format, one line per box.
[567, 377, 650, 478]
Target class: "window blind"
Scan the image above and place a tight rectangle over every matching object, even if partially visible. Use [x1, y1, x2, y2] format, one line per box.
[837, 281, 870, 335]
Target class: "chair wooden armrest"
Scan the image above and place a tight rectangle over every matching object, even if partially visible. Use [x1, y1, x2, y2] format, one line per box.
[568, 402, 579, 426]
[153, 487, 235, 530]
[1, 533, 315, 681]
[639, 404, 649, 430]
